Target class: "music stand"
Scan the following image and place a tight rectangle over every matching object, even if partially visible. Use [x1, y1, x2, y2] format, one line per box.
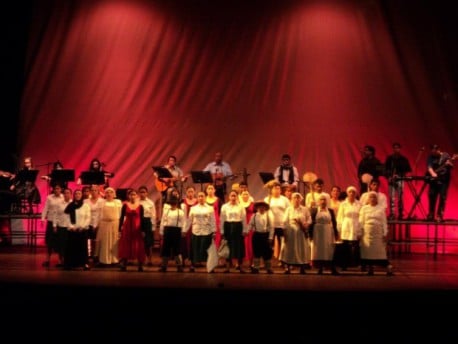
[50, 169, 75, 183]
[191, 171, 213, 191]
[17, 169, 39, 183]
[80, 171, 105, 185]
[259, 172, 275, 185]
[152, 166, 173, 179]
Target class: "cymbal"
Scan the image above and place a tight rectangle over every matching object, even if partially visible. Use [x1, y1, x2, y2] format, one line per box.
[302, 172, 317, 183]
[361, 173, 373, 183]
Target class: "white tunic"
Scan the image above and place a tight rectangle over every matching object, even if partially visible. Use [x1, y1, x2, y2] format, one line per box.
[337, 199, 362, 241]
[359, 204, 388, 260]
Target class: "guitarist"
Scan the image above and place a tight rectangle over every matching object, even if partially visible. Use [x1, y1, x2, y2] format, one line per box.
[156, 155, 188, 203]
[203, 152, 234, 204]
[426, 144, 455, 222]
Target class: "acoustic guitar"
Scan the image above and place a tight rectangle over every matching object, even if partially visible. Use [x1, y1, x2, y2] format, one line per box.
[154, 173, 190, 192]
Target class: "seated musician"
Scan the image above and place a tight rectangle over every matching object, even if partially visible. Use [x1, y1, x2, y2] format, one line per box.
[203, 152, 234, 204]
[0, 169, 16, 214]
[77, 158, 114, 195]
[155, 155, 188, 203]
[9, 156, 41, 213]
[274, 153, 299, 192]
[41, 161, 70, 189]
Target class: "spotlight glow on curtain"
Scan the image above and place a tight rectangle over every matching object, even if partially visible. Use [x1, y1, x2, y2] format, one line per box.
[18, 0, 458, 251]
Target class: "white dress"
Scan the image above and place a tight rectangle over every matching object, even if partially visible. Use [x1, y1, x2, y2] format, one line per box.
[311, 208, 336, 261]
[279, 205, 312, 265]
[96, 199, 122, 264]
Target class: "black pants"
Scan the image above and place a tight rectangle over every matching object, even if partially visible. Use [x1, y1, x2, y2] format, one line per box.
[214, 184, 226, 204]
[428, 180, 450, 218]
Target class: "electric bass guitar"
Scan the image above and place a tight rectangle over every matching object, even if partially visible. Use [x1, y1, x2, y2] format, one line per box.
[425, 153, 457, 183]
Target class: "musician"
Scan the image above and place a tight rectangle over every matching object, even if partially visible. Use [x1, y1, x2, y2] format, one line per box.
[0, 169, 15, 214]
[41, 161, 69, 189]
[357, 145, 383, 194]
[274, 154, 299, 191]
[156, 155, 187, 203]
[203, 152, 234, 204]
[9, 156, 41, 213]
[426, 144, 455, 222]
[77, 158, 114, 191]
[384, 143, 412, 220]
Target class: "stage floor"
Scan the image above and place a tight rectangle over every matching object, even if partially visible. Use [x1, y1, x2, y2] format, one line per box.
[1, 246, 457, 340]
[1, 245, 457, 292]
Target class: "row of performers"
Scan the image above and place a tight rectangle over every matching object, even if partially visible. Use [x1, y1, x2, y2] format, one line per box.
[39, 178, 392, 275]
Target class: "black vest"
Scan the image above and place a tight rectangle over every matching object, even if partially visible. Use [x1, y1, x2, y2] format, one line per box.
[279, 166, 294, 184]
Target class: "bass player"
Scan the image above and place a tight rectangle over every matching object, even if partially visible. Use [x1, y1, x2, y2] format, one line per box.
[426, 144, 456, 222]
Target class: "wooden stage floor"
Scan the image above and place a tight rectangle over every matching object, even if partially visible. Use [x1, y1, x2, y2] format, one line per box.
[1, 245, 457, 340]
[1, 245, 458, 296]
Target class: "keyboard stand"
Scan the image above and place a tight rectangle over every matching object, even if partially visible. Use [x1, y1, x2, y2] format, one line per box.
[406, 180, 428, 219]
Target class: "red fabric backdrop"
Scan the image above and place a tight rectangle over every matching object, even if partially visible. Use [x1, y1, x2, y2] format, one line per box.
[13, 0, 458, 249]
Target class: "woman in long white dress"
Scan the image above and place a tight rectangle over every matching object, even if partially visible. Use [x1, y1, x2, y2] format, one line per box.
[96, 187, 122, 265]
[310, 194, 339, 275]
[279, 192, 312, 274]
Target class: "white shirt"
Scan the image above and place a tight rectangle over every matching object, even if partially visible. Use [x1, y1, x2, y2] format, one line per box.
[187, 203, 217, 236]
[220, 202, 248, 235]
[140, 197, 156, 227]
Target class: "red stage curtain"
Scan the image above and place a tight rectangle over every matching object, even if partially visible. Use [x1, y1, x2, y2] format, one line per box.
[16, 0, 457, 250]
